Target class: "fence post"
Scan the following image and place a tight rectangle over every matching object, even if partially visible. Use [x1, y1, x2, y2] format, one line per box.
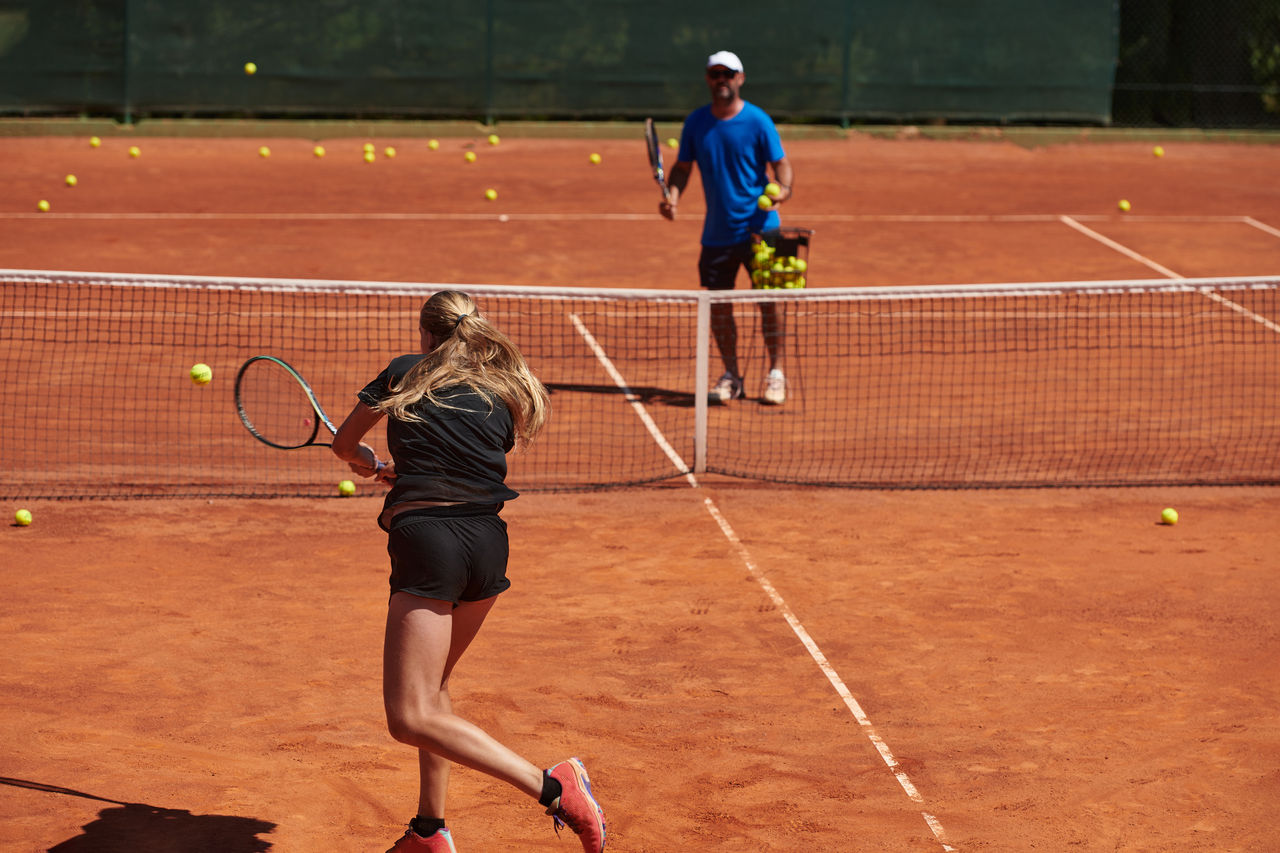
[119, 0, 131, 123]
[484, 0, 495, 126]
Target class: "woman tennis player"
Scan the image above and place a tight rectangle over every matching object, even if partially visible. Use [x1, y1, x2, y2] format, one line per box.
[332, 290, 606, 853]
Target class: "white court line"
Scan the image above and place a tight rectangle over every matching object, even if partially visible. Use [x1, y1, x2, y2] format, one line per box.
[0, 210, 1264, 225]
[1243, 215, 1280, 240]
[1058, 215, 1183, 278]
[567, 312, 693, 482]
[1059, 215, 1280, 336]
[569, 313, 956, 852]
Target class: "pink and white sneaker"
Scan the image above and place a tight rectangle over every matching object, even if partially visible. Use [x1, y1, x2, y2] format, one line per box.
[546, 757, 606, 852]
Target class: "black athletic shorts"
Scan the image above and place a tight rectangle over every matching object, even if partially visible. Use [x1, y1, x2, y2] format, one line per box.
[698, 242, 754, 290]
[386, 503, 511, 604]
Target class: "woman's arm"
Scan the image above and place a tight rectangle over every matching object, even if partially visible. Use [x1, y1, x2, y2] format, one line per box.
[332, 401, 392, 481]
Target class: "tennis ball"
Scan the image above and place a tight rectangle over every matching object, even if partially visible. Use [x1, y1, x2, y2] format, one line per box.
[1160, 507, 1178, 525]
[363, 142, 375, 153]
[485, 188, 497, 201]
[244, 61, 257, 75]
[89, 136, 101, 148]
[384, 146, 396, 158]
[15, 509, 32, 526]
[428, 139, 440, 150]
[1118, 199, 1131, 212]
[793, 258, 807, 272]
[1153, 145, 1164, 158]
[488, 133, 500, 146]
[363, 151, 376, 163]
[189, 363, 212, 385]
[765, 182, 781, 199]
[338, 479, 356, 497]
[258, 146, 270, 158]
[589, 152, 602, 164]
[757, 195, 773, 210]
[667, 138, 678, 149]
[464, 151, 477, 163]
[313, 145, 325, 158]
[37, 199, 50, 212]
[65, 174, 77, 187]
[128, 146, 140, 158]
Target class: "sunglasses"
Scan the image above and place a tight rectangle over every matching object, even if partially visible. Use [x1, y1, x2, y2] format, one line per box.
[707, 68, 738, 80]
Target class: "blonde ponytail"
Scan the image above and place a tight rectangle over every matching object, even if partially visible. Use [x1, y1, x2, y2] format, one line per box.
[375, 291, 550, 445]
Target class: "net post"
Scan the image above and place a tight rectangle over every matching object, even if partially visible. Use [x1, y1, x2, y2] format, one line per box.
[694, 292, 710, 474]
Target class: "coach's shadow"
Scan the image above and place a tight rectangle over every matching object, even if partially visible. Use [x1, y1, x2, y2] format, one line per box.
[2, 777, 274, 852]
[546, 381, 695, 408]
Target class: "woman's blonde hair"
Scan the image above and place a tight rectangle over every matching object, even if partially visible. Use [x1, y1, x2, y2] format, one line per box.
[375, 291, 550, 445]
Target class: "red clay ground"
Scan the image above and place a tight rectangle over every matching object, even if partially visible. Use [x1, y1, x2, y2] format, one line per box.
[3, 134, 1279, 286]
[1, 485, 1277, 851]
[2, 131, 1279, 851]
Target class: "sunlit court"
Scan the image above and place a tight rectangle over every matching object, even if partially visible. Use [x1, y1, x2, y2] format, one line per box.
[3, 129, 1278, 852]
[4, 5, 1280, 851]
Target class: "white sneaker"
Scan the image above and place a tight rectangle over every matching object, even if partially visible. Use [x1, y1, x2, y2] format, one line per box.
[762, 369, 786, 405]
[709, 371, 744, 403]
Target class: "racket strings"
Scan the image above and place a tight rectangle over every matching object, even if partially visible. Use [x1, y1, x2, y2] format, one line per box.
[237, 360, 321, 448]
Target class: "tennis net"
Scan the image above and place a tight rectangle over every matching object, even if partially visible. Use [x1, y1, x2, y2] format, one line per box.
[2, 269, 1278, 498]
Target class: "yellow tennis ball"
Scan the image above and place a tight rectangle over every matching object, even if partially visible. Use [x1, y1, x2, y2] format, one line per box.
[464, 151, 477, 163]
[793, 257, 807, 272]
[89, 136, 101, 148]
[1118, 199, 1131, 212]
[428, 139, 440, 150]
[384, 146, 396, 158]
[666, 137, 678, 149]
[189, 363, 212, 385]
[589, 152, 602, 164]
[338, 479, 356, 497]
[1160, 507, 1178, 525]
[313, 145, 325, 157]
[244, 61, 257, 75]
[487, 133, 500, 146]
[485, 188, 497, 201]
[258, 146, 270, 158]
[757, 195, 773, 210]
[765, 181, 781, 199]
[363, 151, 376, 163]
[1153, 145, 1164, 158]
[128, 146, 140, 158]
[363, 142, 375, 153]
[37, 199, 50, 212]
[65, 174, 78, 187]
[15, 509, 32, 526]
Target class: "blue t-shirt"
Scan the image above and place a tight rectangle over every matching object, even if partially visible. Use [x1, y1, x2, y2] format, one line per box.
[678, 101, 786, 247]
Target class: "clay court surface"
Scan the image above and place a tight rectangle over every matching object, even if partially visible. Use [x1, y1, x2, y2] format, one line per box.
[2, 131, 1280, 851]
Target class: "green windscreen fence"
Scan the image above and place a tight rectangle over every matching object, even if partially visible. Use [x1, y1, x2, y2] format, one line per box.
[0, 0, 1118, 124]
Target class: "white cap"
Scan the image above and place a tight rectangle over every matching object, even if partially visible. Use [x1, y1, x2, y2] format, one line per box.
[706, 51, 743, 73]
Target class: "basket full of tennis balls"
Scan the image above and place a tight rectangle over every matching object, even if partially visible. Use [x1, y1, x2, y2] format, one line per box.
[749, 227, 814, 290]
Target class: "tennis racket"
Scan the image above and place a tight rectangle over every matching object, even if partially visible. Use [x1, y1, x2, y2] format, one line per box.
[234, 355, 338, 450]
[644, 118, 671, 203]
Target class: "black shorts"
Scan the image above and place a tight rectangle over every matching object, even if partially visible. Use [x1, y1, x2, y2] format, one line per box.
[386, 504, 511, 604]
[698, 242, 754, 290]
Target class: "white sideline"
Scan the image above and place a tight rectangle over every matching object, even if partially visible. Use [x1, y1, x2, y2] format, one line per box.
[569, 312, 956, 852]
[1059, 215, 1280, 336]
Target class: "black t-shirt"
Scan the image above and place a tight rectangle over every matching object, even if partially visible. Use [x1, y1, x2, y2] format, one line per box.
[358, 354, 519, 517]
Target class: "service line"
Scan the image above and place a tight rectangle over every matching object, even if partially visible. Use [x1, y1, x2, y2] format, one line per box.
[1059, 215, 1280, 337]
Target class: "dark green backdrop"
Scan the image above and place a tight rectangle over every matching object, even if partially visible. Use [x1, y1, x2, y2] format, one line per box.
[0, 1, 1119, 123]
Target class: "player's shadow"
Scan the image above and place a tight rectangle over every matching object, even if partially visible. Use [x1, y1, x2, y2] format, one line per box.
[546, 381, 695, 408]
[1, 776, 275, 852]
